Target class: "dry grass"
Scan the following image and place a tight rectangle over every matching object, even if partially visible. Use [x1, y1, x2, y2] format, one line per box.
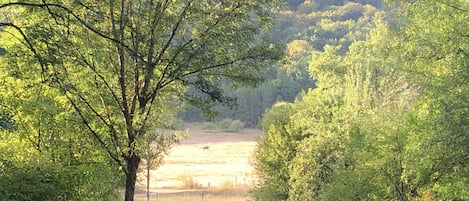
[134, 187, 251, 201]
[135, 123, 261, 200]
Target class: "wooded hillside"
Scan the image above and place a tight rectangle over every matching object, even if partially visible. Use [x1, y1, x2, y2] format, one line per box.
[254, 0, 469, 200]
[185, 0, 384, 127]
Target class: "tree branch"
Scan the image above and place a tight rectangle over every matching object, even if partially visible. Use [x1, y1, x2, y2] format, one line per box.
[0, 22, 47, 73]
[1, 1, 144, 61]
[64, 90, 124, 171]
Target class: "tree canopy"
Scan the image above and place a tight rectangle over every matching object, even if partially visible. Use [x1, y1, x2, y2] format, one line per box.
[254, 0, 468, 200]
[0, 0, 283, 200]
[196, 0, 383, 127]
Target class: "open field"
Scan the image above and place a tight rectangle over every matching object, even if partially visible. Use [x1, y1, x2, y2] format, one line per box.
[134, 188, 251, 201]
[135, 123, 262, 200]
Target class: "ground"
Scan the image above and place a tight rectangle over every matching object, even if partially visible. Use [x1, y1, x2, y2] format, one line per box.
[135, 123, 262, 200]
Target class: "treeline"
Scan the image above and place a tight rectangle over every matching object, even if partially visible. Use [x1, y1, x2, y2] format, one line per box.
[254, 0, 468, 200]
[185, 0, 383, 126]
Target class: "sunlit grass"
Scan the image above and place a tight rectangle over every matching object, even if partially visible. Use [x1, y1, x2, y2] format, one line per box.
[135, 123, 261, 201]
[134, 185, 252, 201]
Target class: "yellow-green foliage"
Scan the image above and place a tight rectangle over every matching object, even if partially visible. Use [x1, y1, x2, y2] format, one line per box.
[255, 0, 469, 200]
[176, 174, 202, 189]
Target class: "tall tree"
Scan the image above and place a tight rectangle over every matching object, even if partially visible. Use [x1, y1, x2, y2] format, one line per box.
[390, 0, 469, 199]
[255, 0, 468, 199]
[0, 72, 123, 200]
[0, 0, 283, 200]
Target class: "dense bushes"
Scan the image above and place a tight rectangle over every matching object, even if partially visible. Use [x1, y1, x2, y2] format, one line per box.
[0, 160, 123, 201]
[202, 118, 246, 132]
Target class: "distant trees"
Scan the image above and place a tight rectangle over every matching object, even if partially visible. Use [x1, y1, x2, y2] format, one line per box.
[195, 0, 382, 127]
[254, 0, 468, 200]
[201, 118, 245, 132]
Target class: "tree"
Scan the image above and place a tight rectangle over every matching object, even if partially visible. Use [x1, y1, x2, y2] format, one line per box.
[253, 102, 299, 201]
[286, 16, 424, 200]
[0, 60, 124, 200]
[192, 0, 383, 126]
[256, 0, 468, 199]
[0, 1, 283, 200]
[254, 13, 429, 200]
[140, 129, 182, 201]
[390, 0, 469, 199]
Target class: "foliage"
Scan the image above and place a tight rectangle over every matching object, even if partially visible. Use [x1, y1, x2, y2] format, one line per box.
[170, 118, 185, 130]
[202, 121, 218, 133]
[0, 161, 70, 201]
[201, 118, 245, 132]
[0, 110, 15, 131]
[190, 0, 383, 127]
[0, 0, 283, 200]
[253, 102, 298, 201]
[389, 0, 469, 199]
[228, 119, 245, 132]
[254, 0, 469, 200]
[177, 174, 203, 189]
[0, 131, 123, 201]
[0, 60, 124, 200]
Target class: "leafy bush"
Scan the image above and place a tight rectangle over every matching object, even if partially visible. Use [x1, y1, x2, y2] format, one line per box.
[0, 160, 123, 201]
[202, 122, 218, 132]
[177, 174, 202, 189]
[228, 119, 245, 132]
[253, 102, 298, 201]
[217, 118, 233, 130]
[201, 119, 245, 132]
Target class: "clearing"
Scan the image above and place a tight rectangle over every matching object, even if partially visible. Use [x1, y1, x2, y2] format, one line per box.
[135, 123, 262, 200]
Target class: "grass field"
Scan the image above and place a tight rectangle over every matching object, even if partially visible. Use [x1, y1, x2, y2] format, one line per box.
[134, 123, 262, 200]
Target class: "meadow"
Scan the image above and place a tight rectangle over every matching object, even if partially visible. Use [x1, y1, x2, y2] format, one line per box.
[134, 123, 262, 201]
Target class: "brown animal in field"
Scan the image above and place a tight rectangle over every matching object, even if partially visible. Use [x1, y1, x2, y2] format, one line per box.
[199, 146, 209, 150]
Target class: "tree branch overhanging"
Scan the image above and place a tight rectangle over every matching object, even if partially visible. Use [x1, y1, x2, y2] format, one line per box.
[0, 22, 47, 73]
[1, 1, 145, 61]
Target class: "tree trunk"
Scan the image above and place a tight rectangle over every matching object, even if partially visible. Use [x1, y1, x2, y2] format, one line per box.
[124, 154, 141, 201]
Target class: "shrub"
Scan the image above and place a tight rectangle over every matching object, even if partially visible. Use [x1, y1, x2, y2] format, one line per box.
[217, 118, 233, 130]
[0, 160, 123, 201]
[201, 122, 217, 132]
[228, 119, 245, 132]
[177, 174, 202, 189]
[201, 119, 245, 132]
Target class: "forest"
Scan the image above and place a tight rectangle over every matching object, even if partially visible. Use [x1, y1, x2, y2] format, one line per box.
[253, 0, 469, 200]
[0, 0, 468, 201]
